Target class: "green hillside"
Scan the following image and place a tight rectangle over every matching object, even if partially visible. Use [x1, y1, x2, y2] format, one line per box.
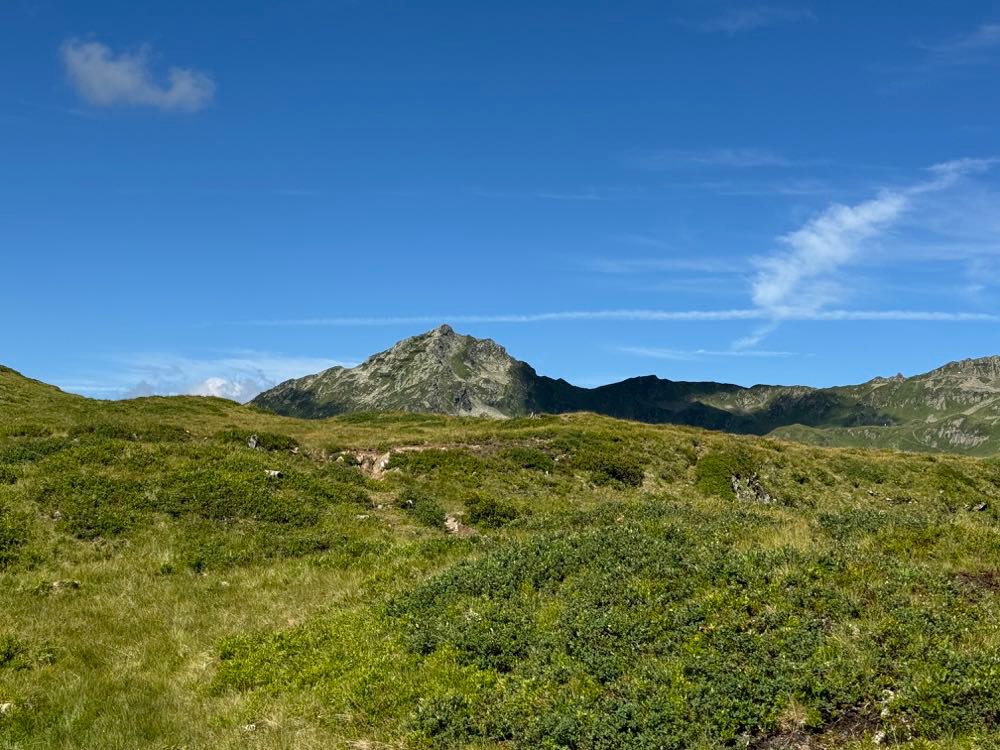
[251, 326, 1000, 455]
[3, 364, 1000, 748]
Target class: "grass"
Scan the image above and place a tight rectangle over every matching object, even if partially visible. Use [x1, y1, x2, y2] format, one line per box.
[1, 366, 1000, 748]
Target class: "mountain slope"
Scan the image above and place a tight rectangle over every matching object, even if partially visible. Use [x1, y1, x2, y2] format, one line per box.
[251, 326, 1000, 454]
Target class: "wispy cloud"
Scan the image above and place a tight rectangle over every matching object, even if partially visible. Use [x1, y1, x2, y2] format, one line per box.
[916, 23, 1000, 67]
[61, 39, 215, 112]
[620, 346, 801, 361]
[628, 147, 806, 170]
[691, 6, 813, 34]
[582, 257, 743, 275]
[240, 309, 999, 327]
[59, 351, 353, 402]
[749, 158, 997, 319]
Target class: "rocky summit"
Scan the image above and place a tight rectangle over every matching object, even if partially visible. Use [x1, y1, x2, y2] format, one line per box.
[250, 325, 546, 419]
[250, 327, 1000, 455]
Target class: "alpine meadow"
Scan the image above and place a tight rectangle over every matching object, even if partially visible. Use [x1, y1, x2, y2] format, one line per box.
[5, 2, 1000, 749]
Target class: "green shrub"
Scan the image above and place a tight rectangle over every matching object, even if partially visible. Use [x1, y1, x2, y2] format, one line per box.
[159, 467, 319, 526]
[465, 493, 520, 528]
[399, 485, 446, 528]
[0, 504, 28, 567]
[1, 423, 50, 438]
[500, 446, 555, 472]
[0, 437, 70, 465]
[68, 421, 138, 441]
[695, 448, 754, 499]
[390, 449, 484, 477]
[37, 474, 143, 539]
[573, 447, 645, 487]
[215, 429, 300, 452]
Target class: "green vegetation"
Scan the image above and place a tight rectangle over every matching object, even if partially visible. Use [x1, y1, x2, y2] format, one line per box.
[1, 364, 1000, 748]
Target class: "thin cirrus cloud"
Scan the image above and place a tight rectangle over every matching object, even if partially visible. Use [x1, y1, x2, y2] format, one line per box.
[243, 309, 999, 327]
[620, 346, 801, 361]
[915, 22, 1000, 67]
[60, 39, 215, 112]
[628, 148, 806, 170]
[748, 157, 998, 319]
[692, 6, 814, 34]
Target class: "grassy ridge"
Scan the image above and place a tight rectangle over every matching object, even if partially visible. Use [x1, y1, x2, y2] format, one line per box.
[1, 366, 1000, 748]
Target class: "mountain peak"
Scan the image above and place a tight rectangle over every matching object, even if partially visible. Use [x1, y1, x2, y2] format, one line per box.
[253, 325, 534, 418]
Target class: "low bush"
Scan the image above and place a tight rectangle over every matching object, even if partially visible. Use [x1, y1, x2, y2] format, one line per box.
[36, 474, 143, 540]
[215, 429, 300, 452]
[398, 485, 446, 528]
[695, 448, 755, 499]
[0, 504, 29, 568]
[573, 447, 645, 487]
[464, 493, 520, 528]
[390, 449, 485, 477]
[500, 446, 555, 472]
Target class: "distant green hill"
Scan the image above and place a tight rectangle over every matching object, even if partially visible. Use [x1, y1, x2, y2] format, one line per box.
[251, 325, 1000, 455]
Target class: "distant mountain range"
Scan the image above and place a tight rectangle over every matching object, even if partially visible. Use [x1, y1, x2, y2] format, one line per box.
[251, 325, 1000, 455]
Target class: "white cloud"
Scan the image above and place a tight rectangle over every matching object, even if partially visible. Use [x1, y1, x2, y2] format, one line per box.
[61, 39, 215, 112]
[583, 257, 742, 275]
[917, 23, 1000, 66]
[243, 309, 999, 326]
[61, 351, 353, 402]
[749, 158, 996, 319]
[751, 189, 908, 315]
[694, 6, 813, 34]
[620, 346, 800, 361]
[629, 147, 800, 170]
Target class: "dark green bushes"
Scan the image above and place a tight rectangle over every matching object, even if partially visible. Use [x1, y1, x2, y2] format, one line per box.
[37, 474, 143, 539]
[500, 446, 555, 472]
[215, 429, 299, 452]
[398, 485, 446, 528]
[385, 505, 1000, 747]
[0, 437, 70, 465]
[464, 493, 520, 528]
[695, 448, 754, 499]
[0, 504, 29, 568]
[0, 634, 53, 671]
[572, 446, 645, 487]
[390, 449, 484, 477]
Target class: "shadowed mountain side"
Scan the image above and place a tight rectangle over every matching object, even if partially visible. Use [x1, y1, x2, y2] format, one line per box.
[243, 325, 1000, 455]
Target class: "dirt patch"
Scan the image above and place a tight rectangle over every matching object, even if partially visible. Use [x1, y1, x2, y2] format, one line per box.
[756, 709, 880, 749]
[955, 570, 1000, 593]
[348, 444, 485, 479]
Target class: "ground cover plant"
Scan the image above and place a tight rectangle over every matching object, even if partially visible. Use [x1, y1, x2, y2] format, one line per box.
[1, 366, 999, 748]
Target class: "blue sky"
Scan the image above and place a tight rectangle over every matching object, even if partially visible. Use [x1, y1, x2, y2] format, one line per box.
[3, 0, 1000, 400]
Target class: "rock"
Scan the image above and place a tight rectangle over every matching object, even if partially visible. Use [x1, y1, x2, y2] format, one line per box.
[444, 514, 477, 538]
[355, 514, 370, 521]
[265, 469, 283, 479]
[247, 434, 259, 450]
[972, 502, 988, 512]
[730, 472, 774, 504]
[0, 703, 12, 715]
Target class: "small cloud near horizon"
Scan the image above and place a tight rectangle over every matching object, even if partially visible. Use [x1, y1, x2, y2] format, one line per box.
[59, 351, 353, 402]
